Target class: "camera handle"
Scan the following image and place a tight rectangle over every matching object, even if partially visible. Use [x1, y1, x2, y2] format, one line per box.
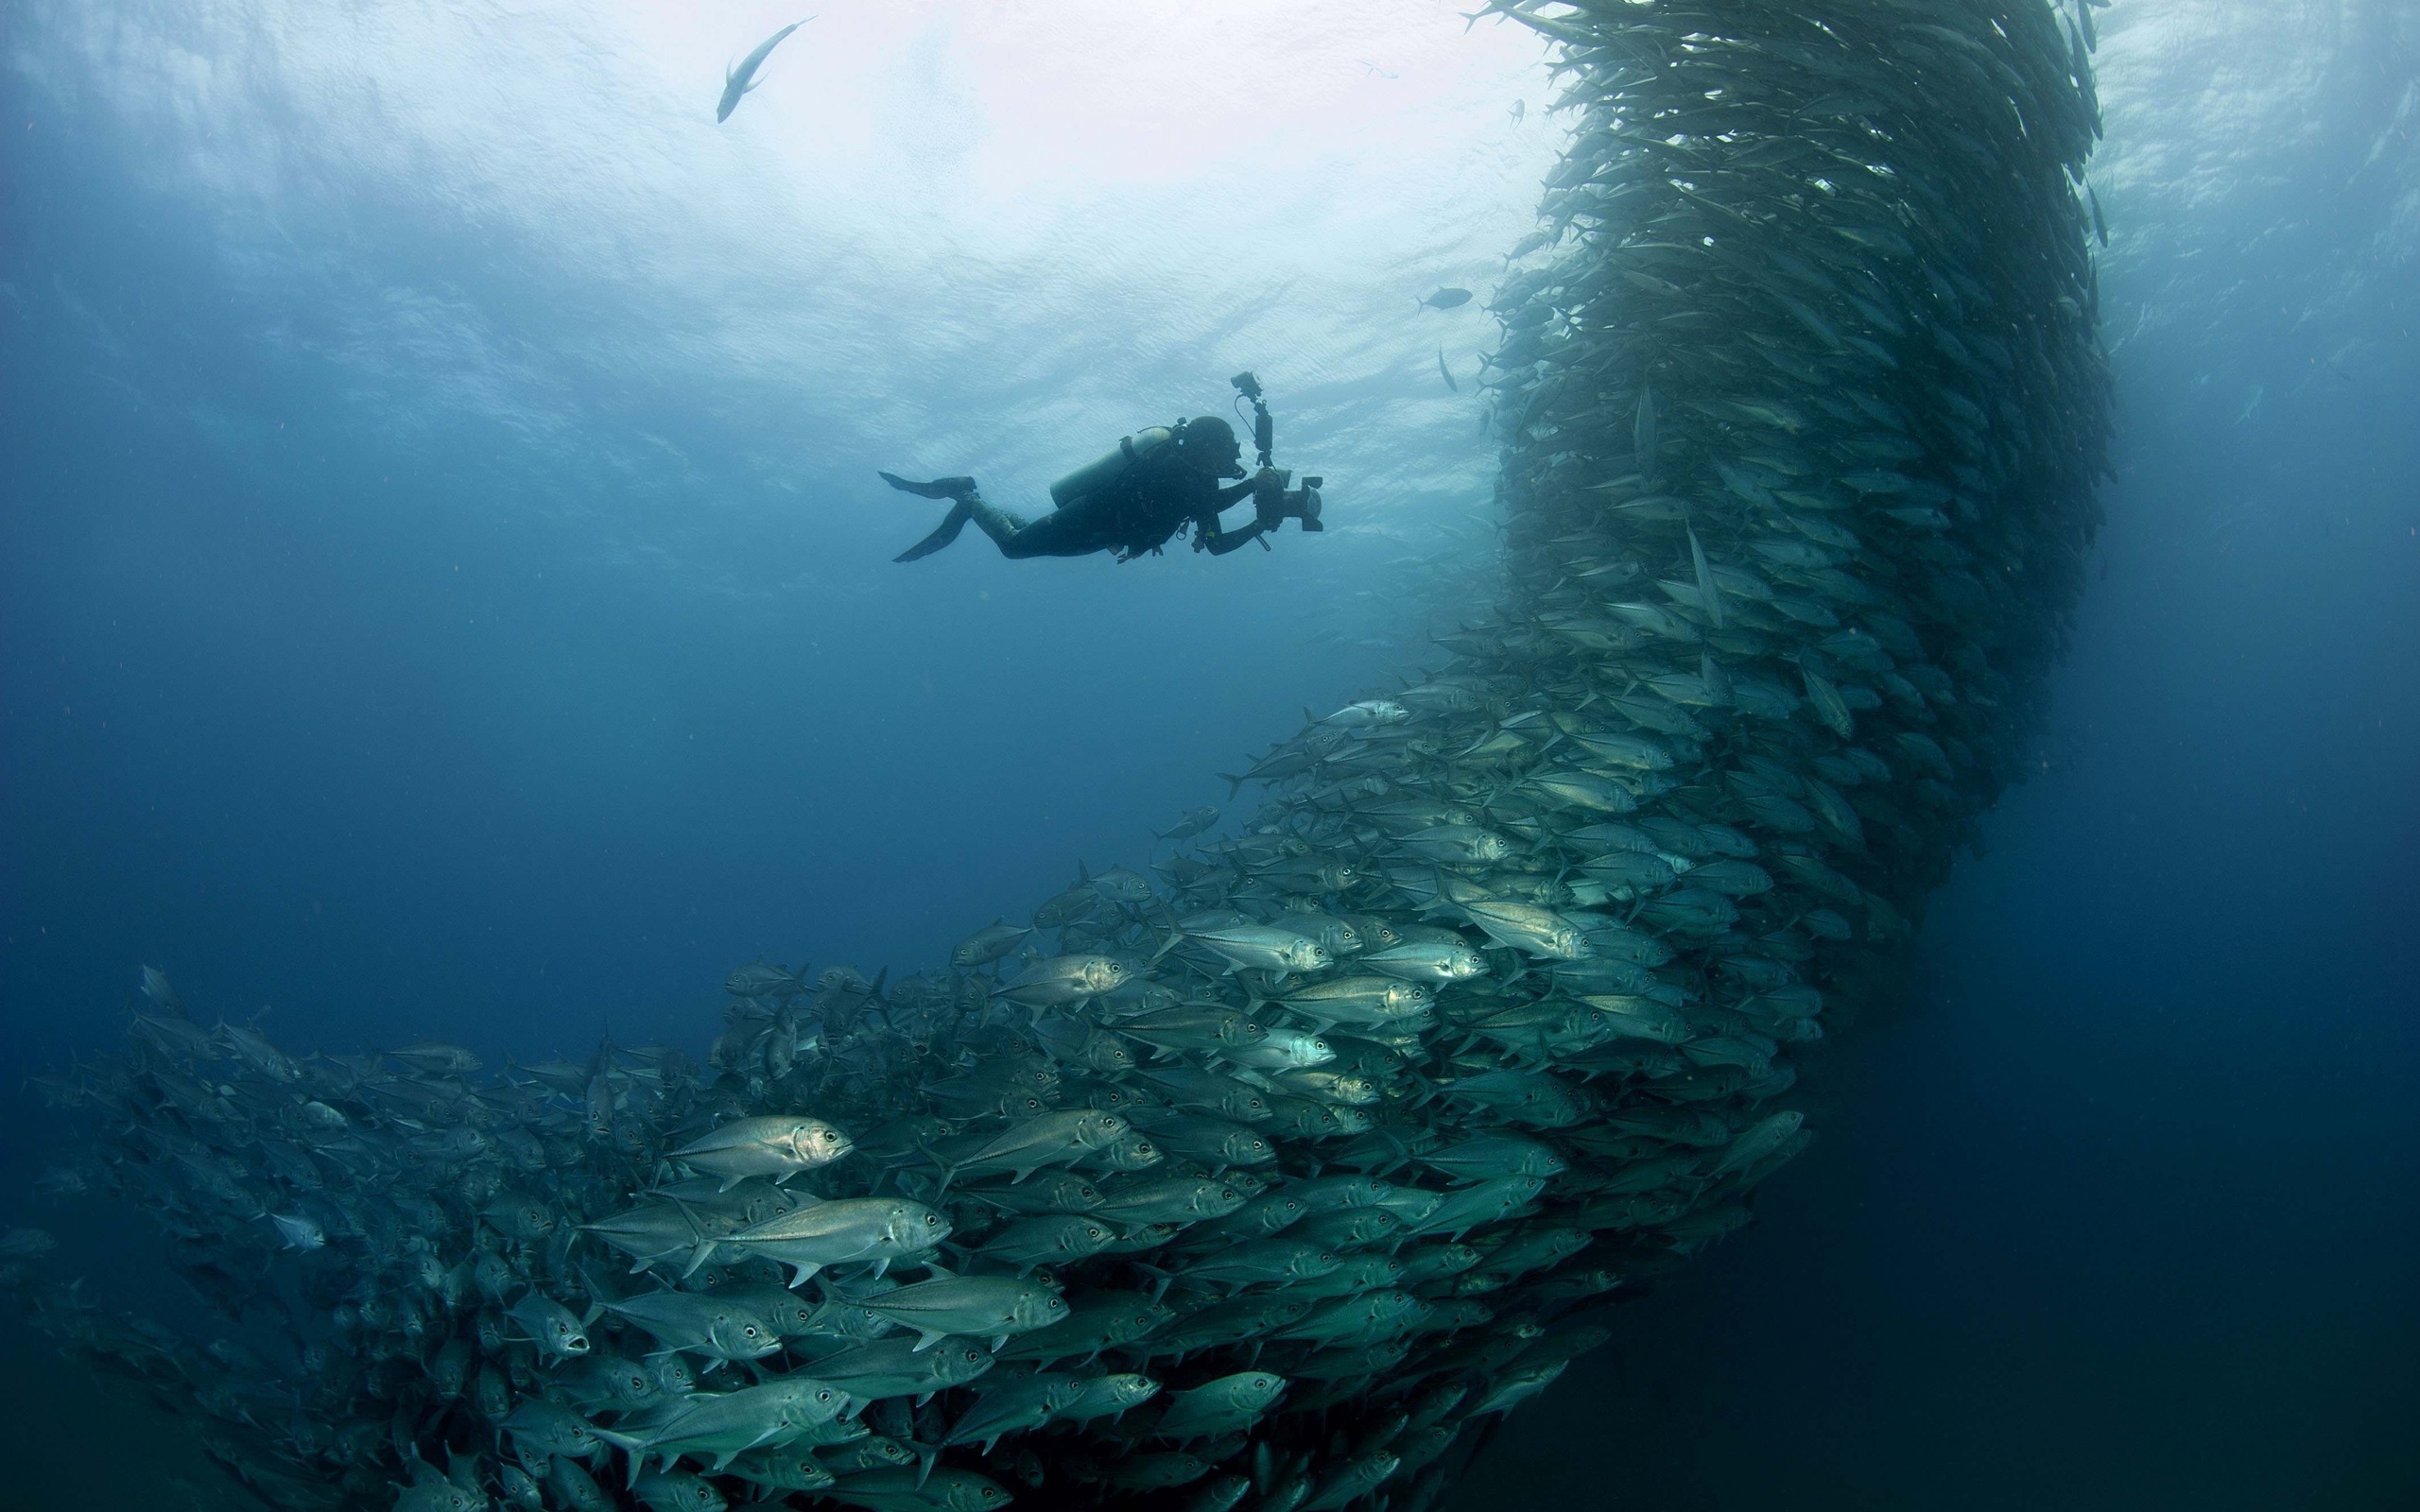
[1231, 370, 1275, 468]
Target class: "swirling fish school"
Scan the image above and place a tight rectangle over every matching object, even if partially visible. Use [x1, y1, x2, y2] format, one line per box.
[3, 4, 2105, 1510]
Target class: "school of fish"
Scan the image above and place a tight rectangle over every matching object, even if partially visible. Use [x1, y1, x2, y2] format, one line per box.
[2, 3, 2110, 1509]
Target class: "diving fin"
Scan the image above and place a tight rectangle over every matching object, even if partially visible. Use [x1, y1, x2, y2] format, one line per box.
[879, 472, 977, 500]
[893, 500, 974, 563]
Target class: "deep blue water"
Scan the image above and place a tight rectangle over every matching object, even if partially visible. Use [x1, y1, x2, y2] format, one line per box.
[5, 2, 2417, 1507]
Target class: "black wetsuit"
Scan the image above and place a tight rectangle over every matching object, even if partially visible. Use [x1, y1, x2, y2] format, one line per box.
[886, 444, 1275, 563]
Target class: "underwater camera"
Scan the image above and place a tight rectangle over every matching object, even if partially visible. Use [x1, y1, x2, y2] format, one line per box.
[1253, 469, 1325, 533]
[1232, 369, 1322, 530]
[1288, 474, 1325, 530]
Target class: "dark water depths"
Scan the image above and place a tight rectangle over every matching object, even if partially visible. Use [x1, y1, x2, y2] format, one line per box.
[1450, 330, 2420, 1507]
[5, 2, 2417, 1506]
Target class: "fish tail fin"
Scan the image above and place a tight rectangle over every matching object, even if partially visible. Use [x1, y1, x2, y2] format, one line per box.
[588, 1429, 646, 1487]
[573, 1261, 616, 1304]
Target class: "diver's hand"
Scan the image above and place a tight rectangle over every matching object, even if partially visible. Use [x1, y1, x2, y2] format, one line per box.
[1253, 468, 1288, 530]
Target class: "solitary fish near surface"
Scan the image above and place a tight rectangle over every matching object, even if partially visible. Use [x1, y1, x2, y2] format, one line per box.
[716, 18, 812, 123]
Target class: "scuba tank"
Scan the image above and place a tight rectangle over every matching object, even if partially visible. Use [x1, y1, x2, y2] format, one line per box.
[1049, 426, 1176, 510]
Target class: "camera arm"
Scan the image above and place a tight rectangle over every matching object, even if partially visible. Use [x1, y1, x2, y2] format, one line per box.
[1232, 370, 1275, 469]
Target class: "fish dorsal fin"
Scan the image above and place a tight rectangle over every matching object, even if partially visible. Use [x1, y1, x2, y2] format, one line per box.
[1687, 524, 1723, 629]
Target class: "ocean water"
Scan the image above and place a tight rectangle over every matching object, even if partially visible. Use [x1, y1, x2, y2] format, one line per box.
[2, 2, 2414, 1509]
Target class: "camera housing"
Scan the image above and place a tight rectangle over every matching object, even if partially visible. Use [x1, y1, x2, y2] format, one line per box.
[1292, 477, 1323, 531]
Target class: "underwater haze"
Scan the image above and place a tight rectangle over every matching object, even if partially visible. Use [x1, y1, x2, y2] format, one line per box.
[4, 0, 2417, 1508]
[5, 0, 1555, 1066]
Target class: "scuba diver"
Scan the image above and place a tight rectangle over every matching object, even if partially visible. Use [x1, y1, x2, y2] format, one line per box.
[881, 372, 1323, 563]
